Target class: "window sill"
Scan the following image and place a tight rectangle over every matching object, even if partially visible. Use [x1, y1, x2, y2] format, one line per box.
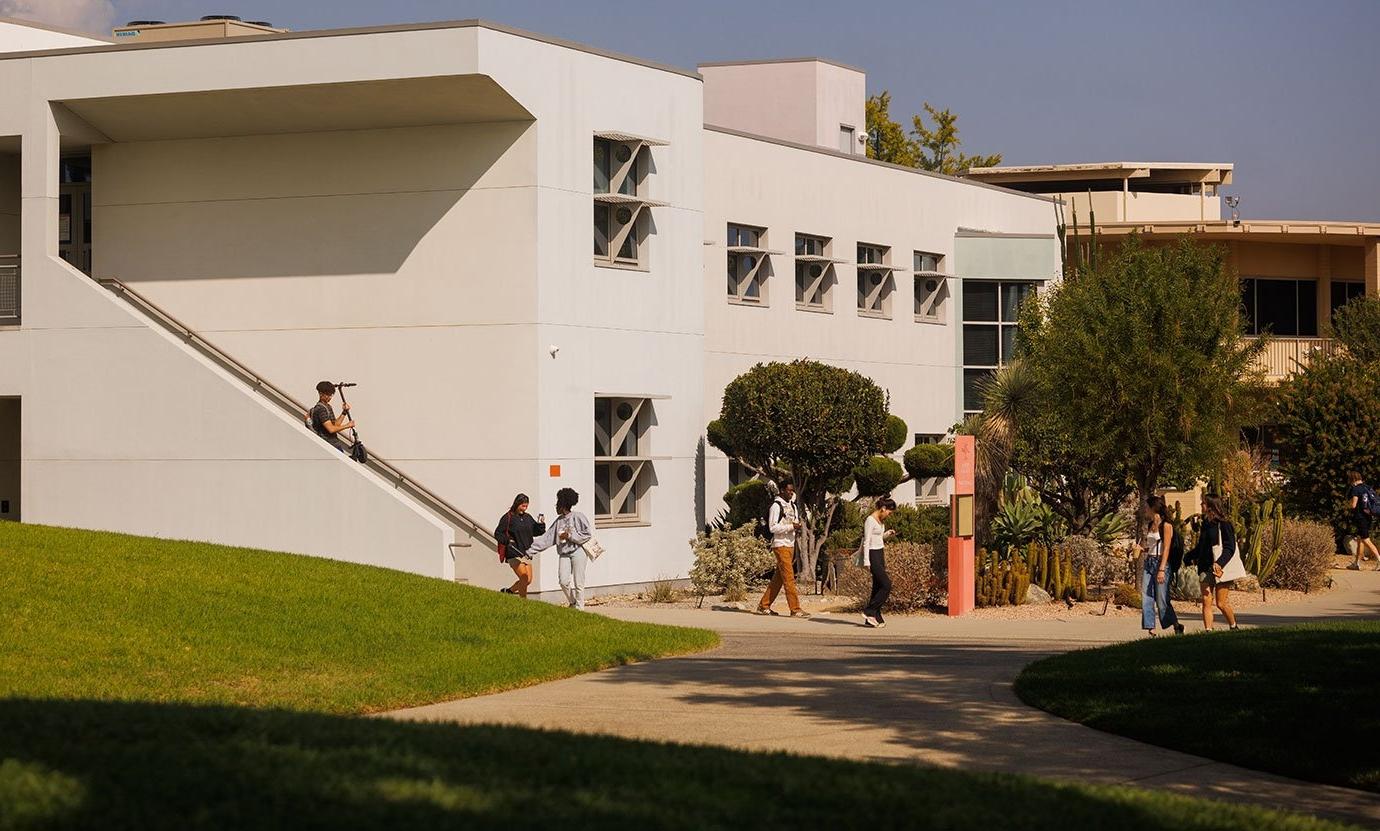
[857, 309, 892, 320]
[728, 297, 769, 308]
[595, 518, 651, 529]
[795, 303, 832, 315]
[913, 314, 946, 325]
[594, 260, 649, 273]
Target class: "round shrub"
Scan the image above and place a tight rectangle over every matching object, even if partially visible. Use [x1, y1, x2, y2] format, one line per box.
[853, 455, 904, 497]
[904, 443, 954, 480]
[689, 523, 775, 602]
[1266, 517, 1335, 592]
[883, 415, 909, 454]
[838, 542, 941, 613]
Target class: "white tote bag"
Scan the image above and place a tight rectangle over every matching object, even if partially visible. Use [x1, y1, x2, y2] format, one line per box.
[1212, 527, 1247, 583]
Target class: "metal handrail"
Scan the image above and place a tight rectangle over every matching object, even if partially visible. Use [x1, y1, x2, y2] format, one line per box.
[96, 277, 496, 551]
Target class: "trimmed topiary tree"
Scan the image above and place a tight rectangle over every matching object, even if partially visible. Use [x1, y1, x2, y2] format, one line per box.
[903, 443, 955, 480]
[709, 359, 891, 588]
[853, 455, 905, 498]
[883, 414, 908, 454]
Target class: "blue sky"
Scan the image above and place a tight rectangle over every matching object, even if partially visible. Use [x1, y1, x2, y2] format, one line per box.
[17, 0, 1380, 220]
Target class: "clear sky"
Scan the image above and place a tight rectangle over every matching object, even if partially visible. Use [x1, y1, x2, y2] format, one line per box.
[11, 0, 1380, 220]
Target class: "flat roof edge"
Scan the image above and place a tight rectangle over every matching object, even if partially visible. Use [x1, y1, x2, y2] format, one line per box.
[0, 18, 702, 79]
[698, 56, 865, 74]
[704, 124, 1057, 204]
[0, 15, 114, 43]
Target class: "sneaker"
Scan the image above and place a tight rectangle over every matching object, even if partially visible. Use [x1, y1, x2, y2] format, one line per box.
[499, 587, 514, 594]
[790, 610, 811, 619]
[1173, 624, 1185, 635]
[876, 620, 886, 628]
[1347, 563, 1362, 571]
[1229, 624, 1241, 631]
[862, 616, 878, 628]
[754, 607, 772, 615]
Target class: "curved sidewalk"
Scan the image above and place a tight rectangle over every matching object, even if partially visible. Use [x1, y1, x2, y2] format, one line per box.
[390, 570, 1380, 828]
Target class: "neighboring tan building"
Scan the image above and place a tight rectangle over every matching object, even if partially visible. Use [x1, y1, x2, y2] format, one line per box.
[966, 162, 1380, 384]
[0, 18, 1058, 596]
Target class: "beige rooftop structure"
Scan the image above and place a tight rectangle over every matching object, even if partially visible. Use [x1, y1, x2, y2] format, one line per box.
[112, 16, 286, 44]
[966, 161, 1233, 223]
[699, 58, 867, 155]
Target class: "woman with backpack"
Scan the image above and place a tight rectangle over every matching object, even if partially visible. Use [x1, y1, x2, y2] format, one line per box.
[529, 487, 593, 609]
[1139, 496, 1184, 637]
[495, 493, 546, 599]
[858, 496, 897, 628]
[1191, 494, 1241, 631]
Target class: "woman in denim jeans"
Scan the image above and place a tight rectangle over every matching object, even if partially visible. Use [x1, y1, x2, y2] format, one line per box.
[1139, 496, 1184, 637]
[530, 487, 593, 609]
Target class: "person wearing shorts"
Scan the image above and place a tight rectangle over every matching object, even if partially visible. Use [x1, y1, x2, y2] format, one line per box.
[1347, 472, 1380, 570]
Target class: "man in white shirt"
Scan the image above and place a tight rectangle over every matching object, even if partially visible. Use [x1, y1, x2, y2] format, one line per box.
[755, 482, 811, 618]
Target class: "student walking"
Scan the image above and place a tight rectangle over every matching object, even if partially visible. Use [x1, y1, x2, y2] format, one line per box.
[1346, 472, 1380, 570]
[859, 497, 897, 628]
[756, 482, 810, 618]
[1139, 496, 1184, 637]
[495, 493, 546, 599]
[1192, 495, 1240, 631]
[530, 487, 593, 609]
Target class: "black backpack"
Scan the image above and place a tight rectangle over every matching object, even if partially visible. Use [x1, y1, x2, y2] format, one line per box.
[757, 497, 790, 543]
[1361, 485, 1379, 516]
[1167, 522, 1186, 573]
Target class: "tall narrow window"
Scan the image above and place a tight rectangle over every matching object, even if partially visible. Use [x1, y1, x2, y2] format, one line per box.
[839, 125, 855, 154]
[593, 133, 668, 269]
[795, 233, 835, 312]
[594, 396, 654, 526]
[727, 223, 770, 305]
[856, 243, 894, 318]
[962, 280, 1037, 413]
[914, 250, 948, 322]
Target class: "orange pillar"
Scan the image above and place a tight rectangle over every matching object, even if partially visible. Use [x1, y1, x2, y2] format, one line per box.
[947, 434, 976, 617]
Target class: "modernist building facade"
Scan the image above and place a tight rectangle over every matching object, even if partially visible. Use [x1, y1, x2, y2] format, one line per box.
[0, 17, 1058, 595]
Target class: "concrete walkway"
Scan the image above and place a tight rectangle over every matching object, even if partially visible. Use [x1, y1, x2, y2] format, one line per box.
[390, 569, 1380, 827]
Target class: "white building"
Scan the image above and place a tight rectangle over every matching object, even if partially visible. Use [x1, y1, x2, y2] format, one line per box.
[0, 18, 1057, 597]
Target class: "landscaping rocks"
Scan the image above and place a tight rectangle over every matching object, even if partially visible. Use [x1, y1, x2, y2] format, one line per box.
[1024, 584, 1052, 605]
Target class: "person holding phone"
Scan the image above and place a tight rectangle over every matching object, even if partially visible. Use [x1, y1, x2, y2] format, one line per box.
[859, 497, 897, 628]
[495, 493, 545, 598]
[529, 487, 593, 609]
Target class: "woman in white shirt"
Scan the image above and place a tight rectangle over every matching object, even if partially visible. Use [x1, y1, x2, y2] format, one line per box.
[859, 497, 897, 627]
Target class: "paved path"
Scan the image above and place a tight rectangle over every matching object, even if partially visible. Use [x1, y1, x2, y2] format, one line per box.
[391, 569, 1380, 827]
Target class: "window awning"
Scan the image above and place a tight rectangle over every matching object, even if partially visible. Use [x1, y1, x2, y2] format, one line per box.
[594, 130, 669, 146]
[794, 254, 848, 264]
[726, 245, 784, 255]
[594, 193, 669, 208]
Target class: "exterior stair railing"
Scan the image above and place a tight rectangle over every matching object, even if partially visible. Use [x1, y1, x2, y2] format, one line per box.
[96, 278, 496, 563]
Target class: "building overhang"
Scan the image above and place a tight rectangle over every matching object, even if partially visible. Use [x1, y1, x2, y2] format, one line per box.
[55, 74, 533, 143]
[966, 161, 1234, 188]
[1094, 220, 1380, 246]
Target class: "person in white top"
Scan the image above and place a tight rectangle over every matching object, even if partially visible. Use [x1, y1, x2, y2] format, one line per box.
[756, 482, 810, 618]
[859, 497, 897, 628]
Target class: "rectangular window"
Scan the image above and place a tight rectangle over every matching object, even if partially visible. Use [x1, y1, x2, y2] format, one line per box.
[856, 243, 893, 318]
[1240, 278, 1319, 337]
[914, 251, 948, 322]
[727, 223, 769, 305]
[913, 433, 943, 445]
[962, 280, 1037, 414]
[839, 125, 855, 154]
[1331, 281, 1366, 325]
[594, 397, 653, 526]
[593, 136, 653, 268]
[795, 233, 834, 311]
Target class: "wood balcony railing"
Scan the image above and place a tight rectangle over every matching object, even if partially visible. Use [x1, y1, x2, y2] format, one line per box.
[1254, 336, 1337, 382]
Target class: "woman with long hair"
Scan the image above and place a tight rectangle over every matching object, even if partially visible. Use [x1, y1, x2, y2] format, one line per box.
[859, 496, 897, 628]
[1139, 496, 1184, 637]
[529, 487, 593, 609]
[1192, 494, 1240, 631]
[495, 493, 546, 598]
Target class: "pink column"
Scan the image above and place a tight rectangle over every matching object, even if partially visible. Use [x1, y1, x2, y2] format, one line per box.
[947, 435, 976, 617]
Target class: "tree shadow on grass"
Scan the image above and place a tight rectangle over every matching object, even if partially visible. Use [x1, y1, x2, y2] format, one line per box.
[0, 698, 1354, 831]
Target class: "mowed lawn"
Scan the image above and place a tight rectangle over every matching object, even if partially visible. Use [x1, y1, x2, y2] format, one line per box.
[1015, 622, 1380, 793]
[0, 522, 717, 713]
[0, 700, 1364, 831]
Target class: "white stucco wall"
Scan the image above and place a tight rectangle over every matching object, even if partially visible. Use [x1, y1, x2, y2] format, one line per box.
[703, 128, 1057, 510]
[0, 20, 108, 53]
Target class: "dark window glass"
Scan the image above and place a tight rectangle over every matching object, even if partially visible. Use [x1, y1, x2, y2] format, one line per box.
[963, 281, 998, 322]
[964, 369, 993, 412]
[1001, 324, 1020, 363]
[1297, 280, 1318, 336]
[1000, 282, 1033, 321]
[1331, 282, 1366, 324]
[963, 325, 999, 366]
[1255, 279, 1298, 336]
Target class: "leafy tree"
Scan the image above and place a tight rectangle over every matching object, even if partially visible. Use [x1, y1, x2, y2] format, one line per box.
[1332, 296, 1380, 362]
[709, 360, 890, 587]
[864, 92, 919, 166]
[1017, 235, 1265, 511]
[912, 102, 1001, 175]
[1276, 353, 1380, 537]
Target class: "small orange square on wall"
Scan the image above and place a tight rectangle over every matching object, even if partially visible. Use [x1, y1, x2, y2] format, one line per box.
[549, 464, 561, 477]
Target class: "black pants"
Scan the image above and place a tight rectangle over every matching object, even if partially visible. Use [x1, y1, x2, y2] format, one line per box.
[864, 548, 891, 621]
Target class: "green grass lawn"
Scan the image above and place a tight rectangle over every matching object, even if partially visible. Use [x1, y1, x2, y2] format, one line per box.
[0, 699, 1362, 831]
[1015, 622, 1380, 793]
[0, 522, 717, 713]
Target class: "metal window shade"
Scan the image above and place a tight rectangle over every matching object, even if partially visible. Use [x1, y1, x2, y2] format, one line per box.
[962, 281, 998, 322]
[963, 325, 1000, 366]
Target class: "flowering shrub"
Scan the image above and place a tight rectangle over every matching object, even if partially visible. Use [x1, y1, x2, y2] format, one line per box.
[689, 523, 775, 601]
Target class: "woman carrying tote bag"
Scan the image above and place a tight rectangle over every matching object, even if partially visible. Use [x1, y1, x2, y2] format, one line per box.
[1193, 495, 1241, 631]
